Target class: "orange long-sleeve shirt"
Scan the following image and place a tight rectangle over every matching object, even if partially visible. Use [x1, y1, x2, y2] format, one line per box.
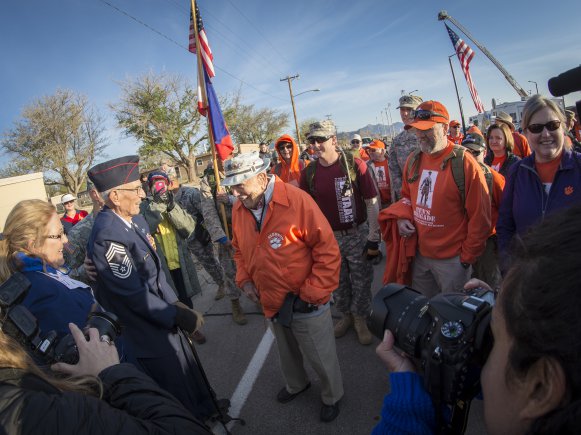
[232, 176, 340, 317]
[489, 167, 505, 235]
[401, 142, 491, 264]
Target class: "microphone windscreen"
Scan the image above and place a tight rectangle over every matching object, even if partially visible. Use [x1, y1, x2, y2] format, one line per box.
[548, 65, 581, 97]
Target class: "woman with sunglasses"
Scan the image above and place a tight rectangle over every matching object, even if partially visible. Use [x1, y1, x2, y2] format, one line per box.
[497, 95, 581, 269]
[0, 200, 96, 338]
[484, 123, 520, 177]
[271, 134, 308, 186]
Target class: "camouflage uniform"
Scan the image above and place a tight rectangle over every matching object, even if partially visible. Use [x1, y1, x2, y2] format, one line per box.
[388, 129, 419, 202]
[333, 224, 373, 317]
[388, 94, 423, 202]
[173, 186, 226, 289]
[63, 212, 95, 284]
[199, 169, 241, 300]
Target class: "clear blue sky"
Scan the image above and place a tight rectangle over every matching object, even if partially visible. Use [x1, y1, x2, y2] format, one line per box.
[1, 0, 580, 166]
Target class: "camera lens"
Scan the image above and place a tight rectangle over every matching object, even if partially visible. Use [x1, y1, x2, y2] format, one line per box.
[87, 311, 122, 341]
[370, 284, 431, 357]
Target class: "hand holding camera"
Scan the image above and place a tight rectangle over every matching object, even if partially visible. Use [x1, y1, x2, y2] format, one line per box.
[51, 323, 120, 377]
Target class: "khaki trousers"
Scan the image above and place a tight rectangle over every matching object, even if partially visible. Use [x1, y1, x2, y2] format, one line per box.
[270, 307, 344, 405]
[412, 252, 471, 298]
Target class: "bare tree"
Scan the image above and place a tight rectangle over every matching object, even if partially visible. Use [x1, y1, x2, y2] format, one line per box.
[1, 89, 108, 195]
[113, 72, 207, 182]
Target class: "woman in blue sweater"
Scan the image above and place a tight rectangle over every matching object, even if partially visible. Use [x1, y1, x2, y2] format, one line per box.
[373, 203, 581, 434]
[0, 200, 95, 337]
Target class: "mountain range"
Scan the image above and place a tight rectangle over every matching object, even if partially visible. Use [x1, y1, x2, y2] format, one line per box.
[338, 122, 404, 142]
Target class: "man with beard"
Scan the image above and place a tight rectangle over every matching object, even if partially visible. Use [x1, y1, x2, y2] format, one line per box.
[394, 101, 491, 296]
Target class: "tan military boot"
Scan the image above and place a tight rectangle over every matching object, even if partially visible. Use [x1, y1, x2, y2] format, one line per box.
[214, 285, 225, 301]
[334, 313, 353, 338]
[231, 299, 247, 325]
[353, 315, 373, 345]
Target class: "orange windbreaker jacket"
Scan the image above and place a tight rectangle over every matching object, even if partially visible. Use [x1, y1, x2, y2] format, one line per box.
[232, 176, 340, 318]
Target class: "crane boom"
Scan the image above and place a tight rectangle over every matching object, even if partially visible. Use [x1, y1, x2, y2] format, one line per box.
[438, 10, 528, 99]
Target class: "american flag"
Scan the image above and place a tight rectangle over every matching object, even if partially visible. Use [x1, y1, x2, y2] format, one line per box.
[445, 24, 484, 113]
[189, 2, 215, 78]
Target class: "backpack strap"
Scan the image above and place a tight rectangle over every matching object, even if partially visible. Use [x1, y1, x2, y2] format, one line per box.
[441, 145, 466, 206]
[478, 162, 493, 199]
[405, 148, 423, 184]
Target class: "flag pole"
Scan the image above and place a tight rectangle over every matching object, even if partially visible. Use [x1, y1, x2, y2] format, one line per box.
[448, 54, 467, 135]
[191, 0, 230, 239]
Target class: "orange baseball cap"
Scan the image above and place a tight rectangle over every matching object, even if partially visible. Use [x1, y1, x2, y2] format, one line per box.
[405, 100, 450, 131]
[450, 120, 461, 127]
[368, 139, 385, 149]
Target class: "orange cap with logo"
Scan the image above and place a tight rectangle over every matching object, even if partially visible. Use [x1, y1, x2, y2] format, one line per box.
[404, 100, 450, 131]
[368, 139, 385, 149]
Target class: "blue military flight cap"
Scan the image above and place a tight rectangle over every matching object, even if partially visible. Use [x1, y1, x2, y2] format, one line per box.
[88, 155, 140, 192]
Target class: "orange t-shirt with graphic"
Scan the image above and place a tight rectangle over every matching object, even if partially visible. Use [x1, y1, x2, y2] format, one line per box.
[401, 142, 491, 264]
[491, 154, 506, 172]
[373, 159, 391, 204]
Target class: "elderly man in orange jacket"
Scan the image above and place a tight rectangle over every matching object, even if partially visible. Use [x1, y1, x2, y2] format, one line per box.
[223, 152, 344, 423]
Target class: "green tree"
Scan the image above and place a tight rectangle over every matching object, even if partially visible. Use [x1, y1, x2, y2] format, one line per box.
[228, 98, 289, 145]
[113, 72, 206, 182]
[1, 89, 108, 195]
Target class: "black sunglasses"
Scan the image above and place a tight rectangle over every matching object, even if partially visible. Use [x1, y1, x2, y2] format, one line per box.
[308, 135, 333, 145]
[526, 120, 561, 134]
[351, 140, 361, 144]
[413, 109, 448, 121]
[278, 143, 293, 150]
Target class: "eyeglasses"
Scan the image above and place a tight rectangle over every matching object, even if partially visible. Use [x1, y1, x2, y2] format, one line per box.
[278, 144, 293, 150]
[351, 140, 361, 144]
[308, 135, 333, 145]
[46, 231, 65, 240]
[115, 186, 145, 195]
[526, 120, 561, 134]
[413, 110, 448, 121]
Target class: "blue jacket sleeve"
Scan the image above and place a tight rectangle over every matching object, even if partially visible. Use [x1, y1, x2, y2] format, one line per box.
[371, 372, 435, 435]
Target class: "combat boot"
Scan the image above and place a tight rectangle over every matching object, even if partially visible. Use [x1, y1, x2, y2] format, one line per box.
[334, 313, 353, 338]
[353, 315, 373, 345]
[231, 299, 247, 325]
[214, 285, 225, 300]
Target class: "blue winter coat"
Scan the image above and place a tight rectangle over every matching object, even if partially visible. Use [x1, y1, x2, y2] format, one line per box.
[18, 254, 95, 336]
[497, 149, 581, 257]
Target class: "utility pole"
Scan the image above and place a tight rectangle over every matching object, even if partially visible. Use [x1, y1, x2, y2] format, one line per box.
[280, 74, 301, 145]
[438, 10, 528, 99]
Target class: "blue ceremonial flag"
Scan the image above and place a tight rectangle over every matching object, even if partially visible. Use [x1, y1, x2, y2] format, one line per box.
[203, 68, 233, 160]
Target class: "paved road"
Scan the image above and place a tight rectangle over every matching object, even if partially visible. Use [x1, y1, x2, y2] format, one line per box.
[190, 254, 486, 435]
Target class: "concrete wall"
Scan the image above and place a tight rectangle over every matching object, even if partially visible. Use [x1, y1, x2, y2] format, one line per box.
[0, 172, 47, 232]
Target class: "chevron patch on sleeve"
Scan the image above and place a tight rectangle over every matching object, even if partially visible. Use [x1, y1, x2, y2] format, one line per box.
[105, 242, 133, 279]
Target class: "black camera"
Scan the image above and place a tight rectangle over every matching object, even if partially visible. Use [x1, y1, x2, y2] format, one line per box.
[370, 284, 494, 434]
[0, 272, 122, 365]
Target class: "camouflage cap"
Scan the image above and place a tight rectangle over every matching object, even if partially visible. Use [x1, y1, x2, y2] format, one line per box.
[461, 133, 485, 151]
[397, 95, 423, 109]
[308, 120, 336, 137]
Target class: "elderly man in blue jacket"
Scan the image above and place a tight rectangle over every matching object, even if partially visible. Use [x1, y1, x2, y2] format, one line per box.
[87, 155, 216, 421]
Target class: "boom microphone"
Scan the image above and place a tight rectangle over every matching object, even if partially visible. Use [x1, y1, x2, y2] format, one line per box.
[548, 65, 581, 97]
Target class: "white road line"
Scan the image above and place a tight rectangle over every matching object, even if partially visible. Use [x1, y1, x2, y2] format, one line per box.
[213, 328, 275, 434]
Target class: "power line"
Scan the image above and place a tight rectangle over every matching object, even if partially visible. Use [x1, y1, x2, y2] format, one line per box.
[159, 0, 285, 76]
[95, 0, 287, 102]
[224, 0, 289, 65]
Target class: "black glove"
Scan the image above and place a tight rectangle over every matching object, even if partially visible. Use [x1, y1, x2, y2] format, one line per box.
[153, 190, 175, 211]
[174, 301, 199, 334]
[363, 240, 382, 264]
[292, 297, 318, 313]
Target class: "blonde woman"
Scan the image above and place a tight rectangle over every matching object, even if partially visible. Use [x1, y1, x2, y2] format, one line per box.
[0, 324, 211, 433]
[0, 200, 95, 336]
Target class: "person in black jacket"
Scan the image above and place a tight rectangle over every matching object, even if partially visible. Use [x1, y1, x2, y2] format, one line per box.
[0, 323, 212, 434]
